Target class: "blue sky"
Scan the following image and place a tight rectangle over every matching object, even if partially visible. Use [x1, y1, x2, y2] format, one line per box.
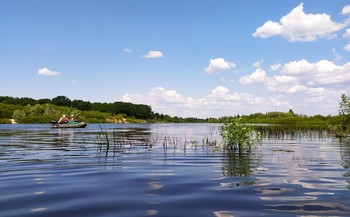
[1, 0, 350, 118]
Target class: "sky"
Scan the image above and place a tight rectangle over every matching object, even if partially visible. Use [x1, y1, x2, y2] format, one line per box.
[1, 0, 350, 118]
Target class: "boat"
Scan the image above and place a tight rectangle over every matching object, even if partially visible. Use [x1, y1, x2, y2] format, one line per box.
[50, 121, 87, 128]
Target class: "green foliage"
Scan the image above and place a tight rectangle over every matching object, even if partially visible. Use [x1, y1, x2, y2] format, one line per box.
[13, 109, 26, 122]
[339, 93, 350, 115]
[0, 118, 11, 124]
[327, 93, 350, 136]
[0, 103, 20, 118]
[71, 99, 92, 111]
[220, 118, 260, 152]
[29, 104, 45, 116]
[52, 95, 72, 107]
[1, 95, 157, 123]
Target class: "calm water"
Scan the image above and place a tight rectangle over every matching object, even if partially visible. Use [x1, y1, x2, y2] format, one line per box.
[0, 123, 349, 217]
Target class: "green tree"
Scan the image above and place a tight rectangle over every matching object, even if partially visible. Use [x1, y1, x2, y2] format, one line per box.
[288, 109, 295, 115]
[29, 104, 45, 116]
[44, 104, 58, 117]
[72, 100, 92, 111]
[328, 93, 350, 136]
[38, 98, 51, 104]
[52, 96, 72, 107]
[13, 109, 27, 122]
[339, 93, 350, 115]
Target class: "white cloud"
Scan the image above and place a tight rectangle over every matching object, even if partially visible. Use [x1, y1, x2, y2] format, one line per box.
[211, 86, 229, 96]
[123, 48, 133, 53]
[266, 75, 308, 94]
[142, 50, 164, 59]
[307, 87, 325, 97]
[281, 59, 316, 75]
[37, 67, 61, 76]
[341, 5, 350, 15]
[253, 20, 283, 39]
[122, 86, 291, 118]
[239, 68, 267, 84]
[270, 63, 282, 71]
[344, 42, 350, 51]
[281, 59, 350, 85]
[204, 58, 236, 74]
[253, 60, 263, 68]
[149, 87, 185, 104]
[253, 3, 345, 42]
[343, 28, 350, 38]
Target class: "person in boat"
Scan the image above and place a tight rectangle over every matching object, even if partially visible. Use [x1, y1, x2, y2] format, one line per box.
[68, 115, 77, 124]
[58, 114, 68, 124]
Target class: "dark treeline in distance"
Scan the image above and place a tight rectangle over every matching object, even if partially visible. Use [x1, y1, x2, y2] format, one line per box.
[0, 95, 207, 124]
[0, 95, 348, 128]
[0, 96, 152, 119]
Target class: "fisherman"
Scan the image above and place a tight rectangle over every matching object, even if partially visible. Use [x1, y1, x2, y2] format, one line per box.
[69, 115, 77, 124]
[58, 114, 68, 124]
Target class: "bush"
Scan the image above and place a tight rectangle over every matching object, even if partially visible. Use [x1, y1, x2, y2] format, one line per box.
[221, 118, 260, 152]
[0, 118, 11, 124]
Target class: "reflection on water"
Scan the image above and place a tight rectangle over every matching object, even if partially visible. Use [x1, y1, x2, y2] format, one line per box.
[221, 151, 260, 177]
[0, 123, 349, 217]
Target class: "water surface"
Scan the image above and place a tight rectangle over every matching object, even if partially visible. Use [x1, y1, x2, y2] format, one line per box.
[0, 123, 349, 216]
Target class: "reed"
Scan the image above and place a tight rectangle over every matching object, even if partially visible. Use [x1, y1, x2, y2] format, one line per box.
[253, 124, 329, 140]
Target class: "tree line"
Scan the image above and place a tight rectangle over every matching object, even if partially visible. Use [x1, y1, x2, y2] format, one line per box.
[1, 94, 349, 127]
[0, 95, 209, 123]
[0, 95, 152, 120]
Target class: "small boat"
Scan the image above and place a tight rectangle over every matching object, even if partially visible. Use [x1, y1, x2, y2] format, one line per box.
[50, 120, 87, 128]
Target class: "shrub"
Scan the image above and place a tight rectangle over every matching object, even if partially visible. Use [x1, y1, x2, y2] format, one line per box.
[220, 118, 260, 152]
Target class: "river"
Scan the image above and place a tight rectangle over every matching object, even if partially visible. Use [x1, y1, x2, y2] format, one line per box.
[0, 123, 349, 216]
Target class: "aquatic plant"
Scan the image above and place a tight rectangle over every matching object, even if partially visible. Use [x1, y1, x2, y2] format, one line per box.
[220, 118, 261, 152]
[255, 124, 328, 140]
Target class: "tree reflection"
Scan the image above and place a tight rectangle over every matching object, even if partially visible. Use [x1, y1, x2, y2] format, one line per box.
[339, 142, 350, 189]
[221, 150, 260, 177]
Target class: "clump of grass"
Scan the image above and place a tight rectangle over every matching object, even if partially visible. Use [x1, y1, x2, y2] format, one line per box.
[254, 124, 329, 140]
[220, 118, 261, 152]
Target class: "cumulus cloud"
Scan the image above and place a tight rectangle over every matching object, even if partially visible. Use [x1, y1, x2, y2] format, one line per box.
[344, 28, 350, 38]
[239, 68, 267, 84]
[37, 67, 61, 76]
[253, 3, 345, 42]
[204, 58, 236, 74]
[341, 5, 350, 15]
[149, 87, 185, 104]
[281, 59, 350, 85]
[210, 86, 230, 96]
[122, 86, 291, 118]
[253, 20, 283, 39]
[270, 63, 282, 71]
[253, 60, 263, 68]
[142, 50, 164, 59]
[239, 62, 309, 94]
[344, 42, 350, 51]
[265, 75, 308, 94]
[307, 87, 325, 97]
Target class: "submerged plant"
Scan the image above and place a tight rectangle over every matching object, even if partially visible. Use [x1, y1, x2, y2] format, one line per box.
[220, 118, 260, 152]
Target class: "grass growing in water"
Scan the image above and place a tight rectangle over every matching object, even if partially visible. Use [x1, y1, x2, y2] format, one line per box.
[220, 118, 261, 152]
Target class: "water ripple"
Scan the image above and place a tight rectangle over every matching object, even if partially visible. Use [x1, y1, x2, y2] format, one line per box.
[0, 124, 349, 217]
